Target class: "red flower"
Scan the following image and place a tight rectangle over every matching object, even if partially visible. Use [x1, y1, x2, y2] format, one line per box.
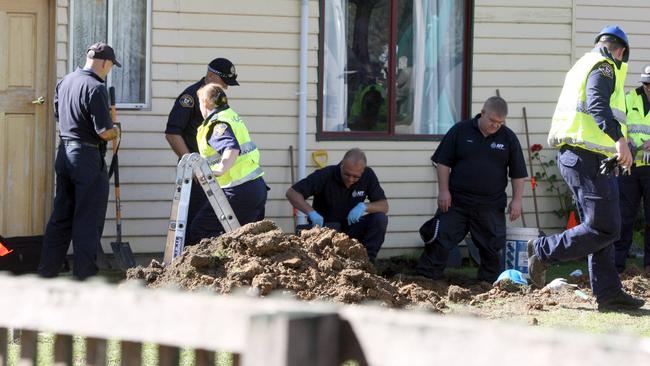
[531, 177, 537, 190]
[530, 144, 543, 153]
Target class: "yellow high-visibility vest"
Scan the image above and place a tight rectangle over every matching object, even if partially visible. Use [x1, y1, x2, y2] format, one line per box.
[197, 108, 263, 188]
[626, 88, 650, 167]
[548, 52, 628, 156]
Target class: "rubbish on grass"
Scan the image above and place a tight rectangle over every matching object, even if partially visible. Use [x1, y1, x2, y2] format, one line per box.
[569, 269, 583, 277]
[574, 289, 590, 300]
[543, 278, 578, 293]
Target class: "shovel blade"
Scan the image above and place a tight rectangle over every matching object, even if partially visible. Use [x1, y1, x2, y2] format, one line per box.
[111, 241, 137, 269]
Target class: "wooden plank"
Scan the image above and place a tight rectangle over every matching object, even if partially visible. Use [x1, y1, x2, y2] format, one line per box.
[243, 313, 339, 366]
[0, 327, 6, 366]
[152, 13, 320, 35]
[18, 329, 38, 366]
[475, 6, 572, 24]
[153, 0, 320, 17]
[474, 22, 571, 39]
[0, 11, 7, 91]
[153, 29, 319, 51]
[158, 345, 180, 366]
[473, 54, 572, 72]
[120, 341, 141, 366]
[151, 63, 318, 84]
[86, 338, 107, 366]
[477, 0, 571, 6]
[474, 38, 571, 55]
[53, 334, 73, 366]
[194, 349, 215, 366]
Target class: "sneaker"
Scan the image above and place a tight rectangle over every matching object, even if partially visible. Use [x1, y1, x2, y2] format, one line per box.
[527, 239, 547, 288]
[597, 291, 645, 311]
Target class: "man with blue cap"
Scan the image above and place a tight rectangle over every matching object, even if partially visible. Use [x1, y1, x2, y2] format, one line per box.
[528, 26, 645, 311]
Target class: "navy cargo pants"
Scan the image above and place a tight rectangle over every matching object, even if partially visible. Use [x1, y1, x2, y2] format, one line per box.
[190, 177, 268, 243]
[39, 142, 109, 280]
[416, 206, 506, 283]
[344, 212, 388, 262]
[532, 147, 622, 302]
[613, 166, 650, 272]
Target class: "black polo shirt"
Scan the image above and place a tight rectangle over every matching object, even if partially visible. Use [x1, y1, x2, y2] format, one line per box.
[291, 164, 386, 223]
[165, 78, 206, 153]
[54, 68, 113, 144]
[433, 114, 528, 209]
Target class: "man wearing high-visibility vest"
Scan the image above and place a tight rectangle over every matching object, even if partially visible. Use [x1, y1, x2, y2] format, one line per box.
[527, 26, 645, 311]
[613, 65, 650, 276]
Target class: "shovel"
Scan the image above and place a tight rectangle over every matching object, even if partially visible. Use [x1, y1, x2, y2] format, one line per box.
[108, 87, 136, 269]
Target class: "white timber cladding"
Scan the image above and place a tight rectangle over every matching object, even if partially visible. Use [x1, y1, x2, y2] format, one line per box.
[50, 0, 650, 254]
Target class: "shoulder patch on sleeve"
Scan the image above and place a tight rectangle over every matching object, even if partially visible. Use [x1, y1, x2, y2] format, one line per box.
[214, 123, 228, 136]
[179, 94, 194, 108]
[598, 63, 614, 79]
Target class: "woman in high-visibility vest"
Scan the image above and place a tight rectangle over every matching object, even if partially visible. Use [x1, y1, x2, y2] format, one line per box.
[189, 83, 268, 243]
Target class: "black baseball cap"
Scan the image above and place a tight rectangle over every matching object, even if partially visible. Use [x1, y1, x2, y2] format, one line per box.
[208, 58, 239, 86]
[87, 42, 122, 67]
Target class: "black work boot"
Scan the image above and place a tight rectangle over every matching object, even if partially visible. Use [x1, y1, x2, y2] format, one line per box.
[597, 291, 646, 312]
[527, 239, 547, 288]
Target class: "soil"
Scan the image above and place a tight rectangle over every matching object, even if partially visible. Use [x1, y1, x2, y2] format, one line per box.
[126, 220, 650, 318]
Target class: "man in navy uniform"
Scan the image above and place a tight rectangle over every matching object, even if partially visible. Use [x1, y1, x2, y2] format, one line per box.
[164, 58, 239, 243]
[416, 96, 527, 283]
[39, 42, 121, 279]
[528, 26, 645, 311]
[286, 148, 389, 262]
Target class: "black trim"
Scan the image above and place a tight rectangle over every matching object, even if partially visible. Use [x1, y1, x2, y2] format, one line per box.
[316, 0, 474, 141]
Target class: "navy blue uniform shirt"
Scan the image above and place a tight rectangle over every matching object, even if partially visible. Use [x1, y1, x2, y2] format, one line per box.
[54, 68, 113, 144]
[432, 114, 528, 209]
[291, 164, 386, 223]
[585, 48, 624, 142]
[165, 78, 206, 153]
[207, 122, 240, 155]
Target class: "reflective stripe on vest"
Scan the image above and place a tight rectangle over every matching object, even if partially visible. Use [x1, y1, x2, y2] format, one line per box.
[548, 52, 628, 157]
[196, 108, 264, 188]
[626, 89, 650, 166]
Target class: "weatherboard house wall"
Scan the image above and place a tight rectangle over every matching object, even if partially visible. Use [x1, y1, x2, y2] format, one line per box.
[53, 0, 650, 255]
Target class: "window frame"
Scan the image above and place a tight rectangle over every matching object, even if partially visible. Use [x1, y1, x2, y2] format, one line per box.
[317, 0, 474, 141]
[67, 0, 152, 110]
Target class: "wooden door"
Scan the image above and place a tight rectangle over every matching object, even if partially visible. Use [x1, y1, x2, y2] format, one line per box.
[0, 0, 52, 236]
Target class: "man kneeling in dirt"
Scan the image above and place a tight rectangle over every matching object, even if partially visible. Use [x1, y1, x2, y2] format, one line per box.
[286, 148, 389, 262]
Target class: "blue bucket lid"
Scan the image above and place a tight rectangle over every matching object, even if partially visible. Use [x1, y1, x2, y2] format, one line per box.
[494, 269, 528, 286]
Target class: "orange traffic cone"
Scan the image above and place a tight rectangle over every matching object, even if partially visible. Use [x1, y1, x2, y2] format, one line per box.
[566, 211, 578, 230]
[0, 242, 12, 256]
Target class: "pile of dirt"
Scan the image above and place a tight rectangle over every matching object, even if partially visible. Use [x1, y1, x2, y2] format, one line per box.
[126, 220, 650, 316]
[126, 220, 443, 311]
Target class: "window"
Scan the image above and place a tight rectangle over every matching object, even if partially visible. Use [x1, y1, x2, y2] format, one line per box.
[68, 0, 151, 108]
[320, 0, 472, 139]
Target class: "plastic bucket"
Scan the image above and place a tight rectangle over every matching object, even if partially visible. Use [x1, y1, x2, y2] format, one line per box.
[501, 227, 539, 275]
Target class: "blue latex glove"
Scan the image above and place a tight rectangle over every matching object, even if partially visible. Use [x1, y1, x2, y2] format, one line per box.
[308, 210, 324, 227]
[347, 202, 367, 225]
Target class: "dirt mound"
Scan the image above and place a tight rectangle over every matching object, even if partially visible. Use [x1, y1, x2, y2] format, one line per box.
[127, 220, 440, 310]
[126, 220, 650, 316]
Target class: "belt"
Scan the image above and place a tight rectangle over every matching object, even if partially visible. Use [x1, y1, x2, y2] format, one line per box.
[60, 138, 99, 148]
[560, 144, 606, 159]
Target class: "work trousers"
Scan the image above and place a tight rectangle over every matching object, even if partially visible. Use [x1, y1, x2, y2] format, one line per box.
[39, 143, 109, 280]
[532, 147, 622, 301]
[190, 177, 268, 243]
[344, 212, 388, 262]
[416, 205, 506, 283]
[184, 181, 208, 245]
[613, 166, 650, 272]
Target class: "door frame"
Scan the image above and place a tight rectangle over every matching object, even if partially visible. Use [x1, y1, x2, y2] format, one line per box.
[44, 0, 56, 220]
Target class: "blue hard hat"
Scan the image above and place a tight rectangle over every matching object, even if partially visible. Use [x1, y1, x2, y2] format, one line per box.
[595, 25, 629, 62]
[595, 25, 629, 48]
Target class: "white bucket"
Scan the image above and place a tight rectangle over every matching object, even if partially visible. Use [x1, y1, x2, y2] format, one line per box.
[501, 227, 539, 274]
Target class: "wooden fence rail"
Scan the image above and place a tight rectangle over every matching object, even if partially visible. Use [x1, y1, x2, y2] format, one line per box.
[0, 274, 649, 365]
